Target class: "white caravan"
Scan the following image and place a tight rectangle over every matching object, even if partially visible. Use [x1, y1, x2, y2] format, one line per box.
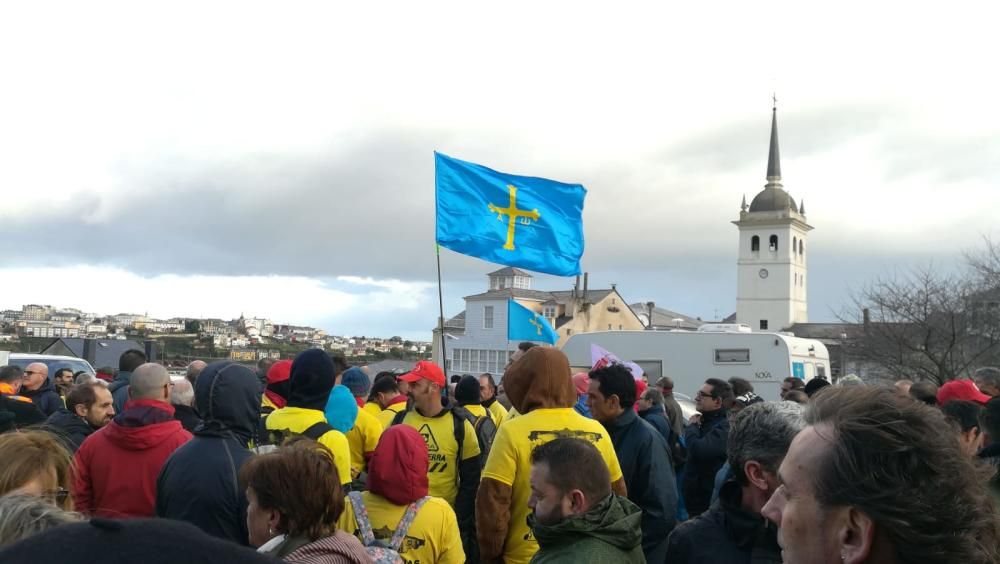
[560, 326, 830, 401]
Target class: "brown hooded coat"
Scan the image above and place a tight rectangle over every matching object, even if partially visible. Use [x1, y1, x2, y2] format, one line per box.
[475, 348, 627, 564]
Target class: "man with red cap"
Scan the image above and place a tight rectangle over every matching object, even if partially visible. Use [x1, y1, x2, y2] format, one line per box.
[338, 425, 465, 563]
[390, 360, 481, 560]
[937, 378, 991, 406]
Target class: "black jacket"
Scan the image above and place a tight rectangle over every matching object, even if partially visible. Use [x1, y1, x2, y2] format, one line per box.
[638, 406, 672, 444]
[683, 408, 730, 517]
[0, 394, 46, 431]
[109, 371, 133, 414]
[22, 380, 63, 418]
[172, 404, 202, 433]
[45, 409, 95, 453]
[665, 479, 781, 564]
[604, 408, 678, 564]
[156, 362, 261, 545]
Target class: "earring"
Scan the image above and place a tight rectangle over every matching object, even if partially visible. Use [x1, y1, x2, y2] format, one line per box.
[268, 527, 274, 535]
[841, 551, 847, 562]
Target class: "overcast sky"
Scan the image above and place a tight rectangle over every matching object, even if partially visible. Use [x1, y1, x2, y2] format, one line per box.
[2, 1, 998, 340]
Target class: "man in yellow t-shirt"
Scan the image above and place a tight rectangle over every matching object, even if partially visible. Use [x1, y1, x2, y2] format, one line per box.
[394, 361, 481, 560]
[264, 349, 352, 486]
[370, 374, 410, 430]
[338, 425, 465, 564]
[477, 348, 626, 564]
[479, 373, 508, 428]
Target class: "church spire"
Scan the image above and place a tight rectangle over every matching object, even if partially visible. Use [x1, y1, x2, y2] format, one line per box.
[766, 95, 781, 184]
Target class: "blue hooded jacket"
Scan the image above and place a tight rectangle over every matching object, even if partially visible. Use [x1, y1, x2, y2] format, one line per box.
[324, 385, 359, 433]
[156, 361, 262, 545]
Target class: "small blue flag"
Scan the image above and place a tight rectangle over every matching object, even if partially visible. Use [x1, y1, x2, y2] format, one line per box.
[435, 152, 586, 277]
[508, 300, 559, 345]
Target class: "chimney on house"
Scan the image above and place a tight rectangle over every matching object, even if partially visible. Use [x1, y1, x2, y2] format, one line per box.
[862, 308, 870, 328]
[582, 273, 589, 305]
[574, 275, 580, 299]
[144, 339, 158, 363]
[82, 338, 97, 365]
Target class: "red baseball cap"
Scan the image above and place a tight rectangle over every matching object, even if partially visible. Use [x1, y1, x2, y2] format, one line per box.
[399, 361, 446, 387]
[937, 379, 991, 406]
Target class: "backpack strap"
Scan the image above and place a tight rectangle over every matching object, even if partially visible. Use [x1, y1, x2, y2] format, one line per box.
[302, 421, 334, 441]
[390, 407, 408, 427]
[388, 496, 430, 551]
[348, 491, 376, 546]
[450, 408, 467, 487]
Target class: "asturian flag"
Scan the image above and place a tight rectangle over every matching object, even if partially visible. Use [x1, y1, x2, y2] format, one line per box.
[507, 300, 559, 345]
[435, 152, 586, 277]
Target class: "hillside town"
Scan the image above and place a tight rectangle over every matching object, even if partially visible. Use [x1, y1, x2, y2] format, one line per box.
[0, 304, 431, 363]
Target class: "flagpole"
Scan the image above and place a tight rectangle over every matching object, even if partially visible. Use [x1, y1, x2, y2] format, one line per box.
[436, 244, 448, 376]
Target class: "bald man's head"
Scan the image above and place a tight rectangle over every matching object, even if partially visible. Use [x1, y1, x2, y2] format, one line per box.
[22, 362, 49, 391]
[129, 363, 171, 402]
[186, 360, 207, 385]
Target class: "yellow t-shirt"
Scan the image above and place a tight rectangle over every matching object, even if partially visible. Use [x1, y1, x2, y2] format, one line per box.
[481, 407, 623, 564]
[265, 406, 353, 486]
[463, 404, 490, 422]
[501, 406, 520, 425]
[401, 409, 480, 506]
[338, 492, 464, 564]
[486, 400, 509, 428]
[377, 401, 408, 430]
[345, 408, 383, 476]
[361, 401, 382, 418]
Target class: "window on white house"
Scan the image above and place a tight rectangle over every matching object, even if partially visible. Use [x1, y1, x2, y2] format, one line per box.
[543, 306, 556, 319]
[484, 306, 494, 329]
[760, 320, 769, 330]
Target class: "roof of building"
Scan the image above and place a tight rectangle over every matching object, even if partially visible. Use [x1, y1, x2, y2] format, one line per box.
[487, 267, 532, 277]
[629, 303, 703, 330]
[464, 288, 555, 301]
[41, 338, 146, 370]
[549, 289, 615, 304]
[747, 105, 803, 215]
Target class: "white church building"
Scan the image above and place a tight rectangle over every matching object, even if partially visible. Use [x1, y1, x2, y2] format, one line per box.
[733, 105, 812, 331]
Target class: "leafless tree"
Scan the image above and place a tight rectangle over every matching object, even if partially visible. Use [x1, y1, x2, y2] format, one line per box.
[841, 244, 1000, 385]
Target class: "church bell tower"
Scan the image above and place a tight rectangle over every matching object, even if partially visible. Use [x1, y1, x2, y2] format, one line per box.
[733, 103, 812, 331]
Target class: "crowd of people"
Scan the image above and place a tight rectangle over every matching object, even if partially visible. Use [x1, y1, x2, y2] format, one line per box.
[2, 344, 1000, 563]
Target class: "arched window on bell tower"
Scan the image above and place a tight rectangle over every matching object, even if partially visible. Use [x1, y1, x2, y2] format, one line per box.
[769, 235, 778, 252]
[751, 235, 760, 253]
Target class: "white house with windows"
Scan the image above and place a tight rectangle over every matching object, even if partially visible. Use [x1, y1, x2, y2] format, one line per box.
[432, 267, 644, 379]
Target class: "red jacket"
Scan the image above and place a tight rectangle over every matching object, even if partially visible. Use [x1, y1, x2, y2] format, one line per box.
[73, 399, 192, 518]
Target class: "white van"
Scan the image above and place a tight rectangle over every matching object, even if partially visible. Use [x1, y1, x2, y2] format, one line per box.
[560, 328, 830, 401]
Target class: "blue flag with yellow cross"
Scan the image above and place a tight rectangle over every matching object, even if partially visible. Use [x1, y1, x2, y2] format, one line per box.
[435, 152, 586, 277]
[508, 299, 559, 344]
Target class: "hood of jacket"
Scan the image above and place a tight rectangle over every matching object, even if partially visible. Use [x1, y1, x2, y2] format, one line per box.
[287, 349, 335, 410]
[195, 361, 262, 446]
[505, 348, 577, 414]
[46, 408, 95, 437]
[368, 425, 429, 505]
[531, 493, 643, 551]
[324, 385, 358, 434]
[105, 400, 186, 450]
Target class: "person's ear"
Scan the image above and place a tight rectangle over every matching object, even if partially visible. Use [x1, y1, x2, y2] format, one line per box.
[568, 489, 587, 514]
[743, 460, 769, 491]
[838, 506, 876, 564]
[74, 404, 88, 418]
[267, 508, 282, 534]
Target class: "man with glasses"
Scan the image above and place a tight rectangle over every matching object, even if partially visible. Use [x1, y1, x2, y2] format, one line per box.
[0, 365, 45, 430]
[20, 363, 62, 417]
[73, 363, 191, 518]
[683, 378, 733, 517]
